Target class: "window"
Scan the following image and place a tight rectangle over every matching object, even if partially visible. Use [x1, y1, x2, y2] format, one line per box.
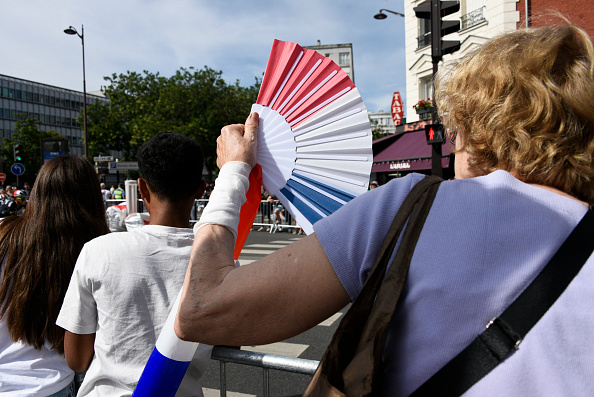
[418, 18, 431, 48]
[338, 52, 350, 66]
[419, 76, 433, 102]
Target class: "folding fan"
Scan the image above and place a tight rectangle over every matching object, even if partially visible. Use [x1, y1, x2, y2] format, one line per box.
[251, 39, 373, 235]
[133, 40, 374, 397]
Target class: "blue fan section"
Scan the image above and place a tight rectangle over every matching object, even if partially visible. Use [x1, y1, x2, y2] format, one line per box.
[294, 174, 357, 202]
[132, 347, 191, 397]
[281, 173, 357, 225]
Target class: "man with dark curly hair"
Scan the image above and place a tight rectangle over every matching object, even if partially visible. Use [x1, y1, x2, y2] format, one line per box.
[57, 132, 211, 396]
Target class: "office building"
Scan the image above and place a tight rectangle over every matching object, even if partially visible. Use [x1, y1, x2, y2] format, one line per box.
[304, 41, 355, 84]
[368, 110, 398, 136]
[0, 74, 107, 156]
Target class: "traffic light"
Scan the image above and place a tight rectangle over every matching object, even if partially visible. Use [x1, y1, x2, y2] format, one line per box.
[425, 123, 446, 144]
[414, 0, 461, 61]
[13, 144, 24, 163]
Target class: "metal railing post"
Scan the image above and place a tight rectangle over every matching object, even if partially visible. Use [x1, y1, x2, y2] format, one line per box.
[219, 361, 227, 397]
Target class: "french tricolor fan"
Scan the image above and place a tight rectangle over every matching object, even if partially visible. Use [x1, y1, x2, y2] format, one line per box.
[132, 41, 374, 397]
[252, 39, 373, 234]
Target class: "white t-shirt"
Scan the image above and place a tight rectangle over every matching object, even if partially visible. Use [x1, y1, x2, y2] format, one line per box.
[56, 225, 212, 397]
[101, 189, 111, 202]
[0, 319, 74, 396]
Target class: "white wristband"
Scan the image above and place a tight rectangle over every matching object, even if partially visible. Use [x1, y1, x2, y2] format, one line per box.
[193, 161, 251, 239]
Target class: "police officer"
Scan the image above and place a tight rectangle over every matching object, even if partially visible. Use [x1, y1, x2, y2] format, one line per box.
[113, 183, 125, 200]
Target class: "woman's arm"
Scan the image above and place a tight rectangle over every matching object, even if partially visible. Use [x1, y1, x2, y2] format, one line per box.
[175, 114, 350, 346]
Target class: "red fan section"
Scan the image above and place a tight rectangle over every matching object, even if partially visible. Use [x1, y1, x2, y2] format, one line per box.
[256, 40, 355, 128]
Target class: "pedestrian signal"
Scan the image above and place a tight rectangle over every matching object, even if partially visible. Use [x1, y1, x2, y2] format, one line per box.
[425, 123, 446, 144]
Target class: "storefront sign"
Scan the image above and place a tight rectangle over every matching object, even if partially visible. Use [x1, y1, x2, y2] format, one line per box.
[404, 120, 429, 132]
[390, 162, 411, 170]
[391, 92, 404, 126]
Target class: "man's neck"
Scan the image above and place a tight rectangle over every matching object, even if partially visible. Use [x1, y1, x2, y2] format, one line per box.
[147, 199, 193, 228]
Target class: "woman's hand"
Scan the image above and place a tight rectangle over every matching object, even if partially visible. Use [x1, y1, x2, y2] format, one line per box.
[216, 112, 259, 169]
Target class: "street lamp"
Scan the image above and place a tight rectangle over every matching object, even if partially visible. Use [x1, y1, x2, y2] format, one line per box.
[374, 9, 405, 20]
[64, 25, 88, 159]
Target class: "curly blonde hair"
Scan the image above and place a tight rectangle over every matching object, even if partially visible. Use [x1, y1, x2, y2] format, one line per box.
[435, 22, 594, 203]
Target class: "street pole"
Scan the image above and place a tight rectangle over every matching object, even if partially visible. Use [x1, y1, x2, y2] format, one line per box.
[431, 58, 442, 178]
[430, 0, 443, 178]
[81, 25, 88, 160]
[64, 24, 88, 159]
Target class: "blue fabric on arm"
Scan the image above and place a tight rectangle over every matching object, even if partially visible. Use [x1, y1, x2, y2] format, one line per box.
[313, 173, 425, 301]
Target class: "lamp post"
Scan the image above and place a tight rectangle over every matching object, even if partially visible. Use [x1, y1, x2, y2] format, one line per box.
[374, 9, 405, 20]
[64, 25, 88, 159]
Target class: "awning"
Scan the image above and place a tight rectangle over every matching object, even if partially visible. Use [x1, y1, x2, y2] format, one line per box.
[372, 129, 453, 172]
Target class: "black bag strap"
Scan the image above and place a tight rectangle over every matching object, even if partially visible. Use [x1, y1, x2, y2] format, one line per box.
[412, 208, 594, 397]
[316, 175, 443, 396]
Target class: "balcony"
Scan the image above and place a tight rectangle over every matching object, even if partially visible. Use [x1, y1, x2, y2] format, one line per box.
[461, 7, 486, 30]
[417, 32, 431, 49]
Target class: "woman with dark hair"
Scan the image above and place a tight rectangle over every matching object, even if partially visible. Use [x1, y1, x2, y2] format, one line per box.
[0, 155, 109, 396]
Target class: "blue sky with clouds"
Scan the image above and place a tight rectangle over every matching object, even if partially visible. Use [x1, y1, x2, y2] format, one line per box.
[1, 0, 406, 115]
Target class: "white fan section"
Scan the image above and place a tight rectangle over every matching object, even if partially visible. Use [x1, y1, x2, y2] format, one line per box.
[251, 103, 295, 194]
[293, 88, 372, 195]
[251, 87, 373, 234]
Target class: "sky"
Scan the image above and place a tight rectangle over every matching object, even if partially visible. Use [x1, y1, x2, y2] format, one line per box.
[1, 0, 406, 115]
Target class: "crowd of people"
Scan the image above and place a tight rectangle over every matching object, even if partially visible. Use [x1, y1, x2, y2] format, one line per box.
[0, 19, 592, 397]
[0, 183, 30, 217]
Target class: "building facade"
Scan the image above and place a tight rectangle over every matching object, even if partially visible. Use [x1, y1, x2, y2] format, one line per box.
[368, 110, 398, 136]
[517, 0, 594, 37]
[373, 0, 594, 184]
[304, 41, 355, 84]
[405, 0, 519, 123]
[0, 74, 107, 156]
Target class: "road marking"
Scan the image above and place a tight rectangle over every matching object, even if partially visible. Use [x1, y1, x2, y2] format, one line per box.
[237, 259, 256, 265]
[246, 243, 289, 248]
[241, 342, 308, 358]
[240, 249, 277, 255]
[318, 312, 343, 326]
[274, 239, 300, 244]
[203, 388, 255, 397]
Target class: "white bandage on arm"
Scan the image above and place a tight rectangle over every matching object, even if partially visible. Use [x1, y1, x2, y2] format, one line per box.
[193, 161, 251, 240]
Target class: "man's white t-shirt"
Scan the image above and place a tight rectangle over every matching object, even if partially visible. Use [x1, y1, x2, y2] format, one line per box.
[57, 225, 212, 397]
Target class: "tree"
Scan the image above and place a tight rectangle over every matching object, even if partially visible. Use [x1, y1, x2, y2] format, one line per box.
[85, 67, 260, 180]
[370, 118, 387, 140]
[1, 117, 64, 185]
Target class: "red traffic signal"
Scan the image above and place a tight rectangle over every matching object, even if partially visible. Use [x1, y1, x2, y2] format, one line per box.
[425, 123, 446, 144]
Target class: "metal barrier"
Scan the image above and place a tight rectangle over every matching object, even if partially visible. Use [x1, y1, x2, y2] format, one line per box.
[107, 199, 302, 233]
[210, 346, 319, 397]
[193, 199, 302, 233]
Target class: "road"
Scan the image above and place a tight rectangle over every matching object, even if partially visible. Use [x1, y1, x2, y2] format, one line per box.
[200, 229, 347, 397]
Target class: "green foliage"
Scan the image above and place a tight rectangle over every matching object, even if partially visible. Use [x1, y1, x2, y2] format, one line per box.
[85, 67, 260, 180]
[370, 118, 387, 140]
[1, 118, 64, 185]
